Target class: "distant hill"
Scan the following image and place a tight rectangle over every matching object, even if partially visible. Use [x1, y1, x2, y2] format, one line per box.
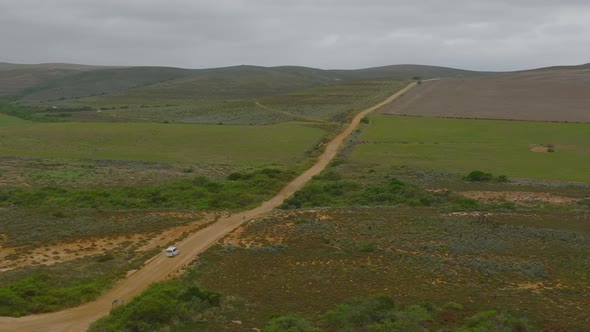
[523, 63, 590, 72]
[86, 65, 343, 104]
[329, 64, 485, 80]
[10, 63, 488, 103]
[20, 67, 194, 103]
[7, 61, 588, 106]
[0, 63, 114, 98]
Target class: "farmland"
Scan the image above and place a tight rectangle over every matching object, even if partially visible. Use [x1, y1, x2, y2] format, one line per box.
[0, 121, 325, 165]
[379, 69, 590, 123]
[353, 115, 590, 183]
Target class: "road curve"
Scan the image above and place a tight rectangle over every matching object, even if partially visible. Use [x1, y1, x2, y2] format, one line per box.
[0, 81, 418, 332]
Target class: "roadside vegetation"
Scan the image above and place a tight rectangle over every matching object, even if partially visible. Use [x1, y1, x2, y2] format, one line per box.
[0, 249, 153, 317]
[0, 168, 296, 210]
[89, 280, 220, 332]
[280, 171, 481, 210]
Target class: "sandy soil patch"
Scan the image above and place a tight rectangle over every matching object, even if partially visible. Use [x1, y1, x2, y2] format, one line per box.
[460, 191, 579, 205]
[0, 213, 218, 272]
[530, 145, 555, 153]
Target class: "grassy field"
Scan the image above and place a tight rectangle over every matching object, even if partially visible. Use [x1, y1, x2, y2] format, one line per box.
[0, 122, 325, 165]
[353, 115, 590, 183]
[0, 113, 30, 126]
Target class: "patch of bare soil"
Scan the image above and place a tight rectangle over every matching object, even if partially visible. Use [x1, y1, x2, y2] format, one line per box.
[501, 281, 568, 293]
[0, 235, 143, 272]
[531, 146, 550, 152]
[378, 69, 590, 122]
[460, 191, 580, 205]
[0, 213, 218, 272]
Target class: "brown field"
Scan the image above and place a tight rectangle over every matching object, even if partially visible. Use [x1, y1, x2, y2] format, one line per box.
[378, 69, 590, 122]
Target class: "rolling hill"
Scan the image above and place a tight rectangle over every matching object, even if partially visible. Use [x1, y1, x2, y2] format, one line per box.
[5, 61, 590, 124]
[9, 63, 487, 104]
[0, 63, 114, 98]
[19, 66, 195, 103]
[328, 64, 485, 80]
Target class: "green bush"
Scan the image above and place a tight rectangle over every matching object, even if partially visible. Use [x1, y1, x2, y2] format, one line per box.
[262, 297, 534, 332]
[265, 315, 322, 332]
[0, 274, 102, 316]
[464, 171, 494, 182]
[464, 171, 509, 183]
[280, 177, 439, 209]
[458, 310, 532, 332]
[322, 295, 396, 331]
[89, 281, 219, 332]
[0, 168, 295, 210]
[367, 305, 433, 332]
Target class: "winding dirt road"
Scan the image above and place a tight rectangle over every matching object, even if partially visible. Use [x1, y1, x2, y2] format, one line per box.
[0, 81, 418, 332]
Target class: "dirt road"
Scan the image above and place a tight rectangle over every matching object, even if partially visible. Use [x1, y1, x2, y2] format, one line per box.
[0, 82, 418, 332]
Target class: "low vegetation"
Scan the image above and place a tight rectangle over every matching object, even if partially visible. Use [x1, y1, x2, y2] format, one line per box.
[0, 208, 201, 247]
[191, 208, 589, 330]
[0, 250, 149, 317]
[463, 170, 508, 183]
[0, 169, 296, 210]
[280, 172, 475, 209]
[89, 280, 220, 332]
[265, 295, 532, 332]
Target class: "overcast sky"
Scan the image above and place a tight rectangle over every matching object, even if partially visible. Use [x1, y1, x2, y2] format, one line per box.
[1, 0, 589, 71]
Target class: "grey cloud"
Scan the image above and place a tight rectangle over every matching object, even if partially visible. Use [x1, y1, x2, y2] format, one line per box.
[1, 0, 589, 70]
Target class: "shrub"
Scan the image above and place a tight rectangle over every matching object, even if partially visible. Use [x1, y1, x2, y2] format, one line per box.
[89, 281, 219, 332]
[0, 273, 102, 316]
[322, 295, 396, 331]
[458, 310, 532, 332]
[496, 175, 509, 182]
[464, 171, 494, 182]
[0, 168, 295, 210]
[265, 315, 321, 332]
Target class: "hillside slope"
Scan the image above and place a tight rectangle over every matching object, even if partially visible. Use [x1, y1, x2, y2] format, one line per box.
[329, 64, 485, 80]
[13, 63, 487, 104]
[0, 65, 112, 98]
[19, 67, 194, 103]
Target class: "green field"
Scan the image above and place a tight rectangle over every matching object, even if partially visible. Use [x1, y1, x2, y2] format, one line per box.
[0, 122, 325, 165]
[353, 115, 590, 182]
[0, 113, 30, 126]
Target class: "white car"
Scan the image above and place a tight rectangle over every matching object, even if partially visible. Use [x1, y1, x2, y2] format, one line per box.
[165, 246, 179, 257]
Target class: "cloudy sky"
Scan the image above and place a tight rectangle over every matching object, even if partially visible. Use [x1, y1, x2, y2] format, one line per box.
[1, 0, 589, 71]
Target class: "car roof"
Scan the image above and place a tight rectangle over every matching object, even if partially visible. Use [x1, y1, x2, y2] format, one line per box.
[166, 246, 178, 250]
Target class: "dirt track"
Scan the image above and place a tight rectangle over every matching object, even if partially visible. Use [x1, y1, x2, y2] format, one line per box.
[0, 82, 417, 332]
[378, 69, 590, 122]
